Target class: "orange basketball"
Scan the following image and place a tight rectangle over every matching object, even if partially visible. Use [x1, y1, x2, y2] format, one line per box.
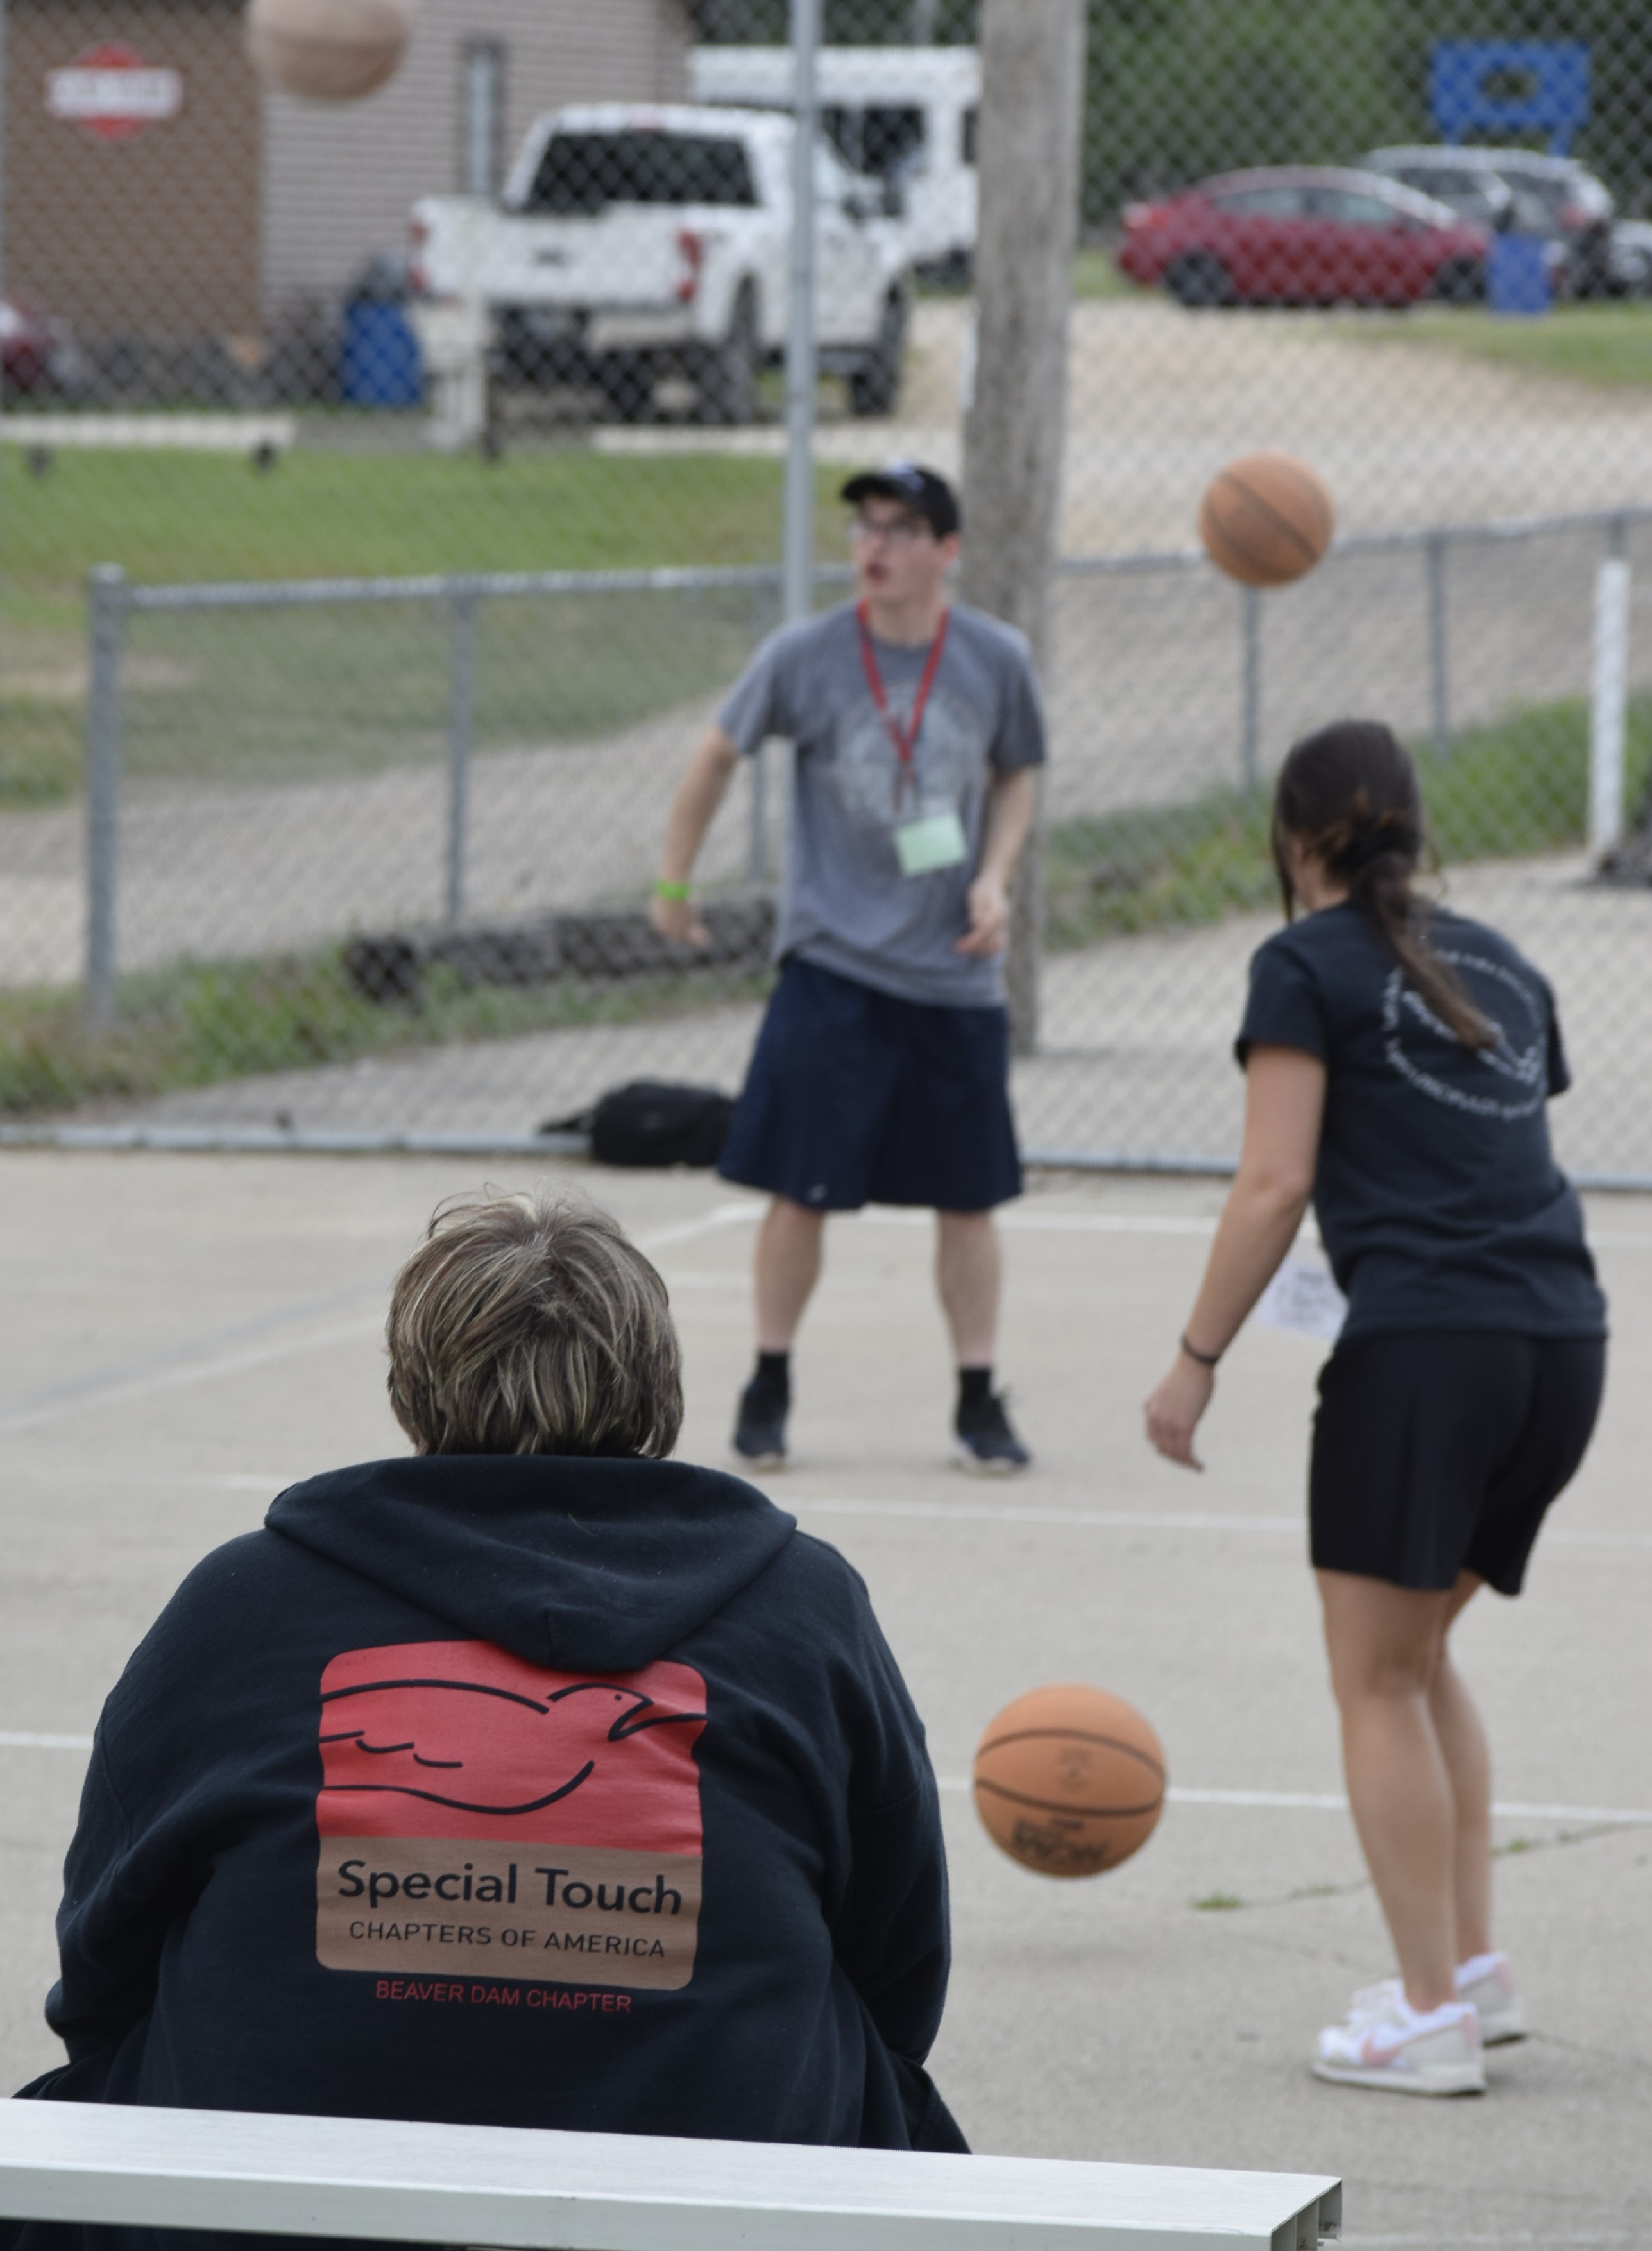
[1198, 450, 1335, 588]
[246, 0, 413, 103]
[972, 1683, 1166, 1879]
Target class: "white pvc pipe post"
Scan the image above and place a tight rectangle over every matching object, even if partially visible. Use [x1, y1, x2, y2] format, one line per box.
[1590, 556, 1631, 860]
[782, 0, 820, 628]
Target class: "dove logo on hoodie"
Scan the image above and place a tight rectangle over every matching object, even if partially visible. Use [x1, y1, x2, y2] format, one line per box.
[314, 1641, 708, 1990]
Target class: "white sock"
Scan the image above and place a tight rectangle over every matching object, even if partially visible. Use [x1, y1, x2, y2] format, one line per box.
[1456, 1951, 1506, 1987]
[1396, 1992, 1470, 2032]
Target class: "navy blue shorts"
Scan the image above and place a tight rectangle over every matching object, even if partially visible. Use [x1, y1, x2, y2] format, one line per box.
[718, 957, 1022, 1213]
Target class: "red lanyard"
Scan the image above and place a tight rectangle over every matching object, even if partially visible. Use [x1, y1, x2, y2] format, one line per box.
[856, 601, 950, 801]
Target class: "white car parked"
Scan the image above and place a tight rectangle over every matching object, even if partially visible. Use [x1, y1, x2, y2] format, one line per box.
[411, 103, 914, 425]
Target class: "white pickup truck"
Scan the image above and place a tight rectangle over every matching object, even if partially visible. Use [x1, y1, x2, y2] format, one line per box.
[410, 103, 913, 425]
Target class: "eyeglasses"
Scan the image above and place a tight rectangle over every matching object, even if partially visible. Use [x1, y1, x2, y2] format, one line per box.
[849, 513, 932, 547]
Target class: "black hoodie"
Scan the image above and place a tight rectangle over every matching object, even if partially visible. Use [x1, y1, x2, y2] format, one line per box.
[15, 1454, 964, 2179]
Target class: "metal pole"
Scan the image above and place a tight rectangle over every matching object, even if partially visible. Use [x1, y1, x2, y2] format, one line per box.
[445, 588, 479, 924]
[1426, 533, 1450, 759]
[782, 0, 819, 630]
[1589, 556, 1631, 864]
[83, 567, 127, 1030]
[1, 0, 10, 676]
[1241, 585, 1262, 789]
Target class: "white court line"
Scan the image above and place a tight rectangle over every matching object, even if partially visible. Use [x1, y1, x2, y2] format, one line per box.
[3, 1734, 1644, 1827]
[0, 1318, 386, 1437]
[794, 1497, 1302, 1533]
[787, 1496, 1652, 1549]
[931, 1777, 1652, 1825]
[0, 1203, 761, 1439]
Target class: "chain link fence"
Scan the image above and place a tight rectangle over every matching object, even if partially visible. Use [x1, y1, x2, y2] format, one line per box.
[5, 1, 1652, 1176]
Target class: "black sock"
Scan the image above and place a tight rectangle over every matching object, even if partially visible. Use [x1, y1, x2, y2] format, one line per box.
[957, 1365, 993, 1416]
[747, 1349, 790, 1411]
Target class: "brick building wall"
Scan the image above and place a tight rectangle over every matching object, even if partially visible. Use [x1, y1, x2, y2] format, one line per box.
[4, 0, 260, 343]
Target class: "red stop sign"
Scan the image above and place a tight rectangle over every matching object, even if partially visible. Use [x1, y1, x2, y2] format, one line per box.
[44, 43, 184, 143]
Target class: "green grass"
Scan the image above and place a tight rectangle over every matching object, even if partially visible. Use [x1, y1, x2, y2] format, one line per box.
[1047, 693, 1652, 951]
[1072, 247, 1139, 302]
[0, 445, 815, 599]
[0, 946, 772, 1119]
[1191, 1892, 1244, 1912]
[0, 448, 856, 805]
[1336, 301, 1652, 391]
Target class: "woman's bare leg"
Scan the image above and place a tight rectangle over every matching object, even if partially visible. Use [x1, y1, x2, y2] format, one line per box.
[1316, 1568, 1459, 2012]
[1430, 1571, 1494, 1965]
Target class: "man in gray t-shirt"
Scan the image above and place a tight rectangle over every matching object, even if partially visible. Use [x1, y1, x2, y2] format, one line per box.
[651, 463, 1046, 1476]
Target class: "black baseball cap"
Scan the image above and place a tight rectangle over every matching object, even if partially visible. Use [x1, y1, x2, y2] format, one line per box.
[840, 461, 962, 538]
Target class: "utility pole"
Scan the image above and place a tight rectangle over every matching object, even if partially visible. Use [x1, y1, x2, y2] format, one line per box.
[781, 0, 819, 631]
[960, 0, 1086, 1056]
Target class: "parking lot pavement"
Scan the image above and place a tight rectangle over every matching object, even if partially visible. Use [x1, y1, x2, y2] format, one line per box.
[597, 298, 1652, 551]
[0, 1152, 1646, 2245]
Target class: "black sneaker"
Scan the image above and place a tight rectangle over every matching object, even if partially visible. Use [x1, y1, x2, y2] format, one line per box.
[733, 1379, 788, 1471]
[953, 1389, 1030, 1476]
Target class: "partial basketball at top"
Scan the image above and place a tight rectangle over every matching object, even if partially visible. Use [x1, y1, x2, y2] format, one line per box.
[1199, 450, 1335, 588]
[245, 0, 414, 103]
[971, 1682, 1166, 1879]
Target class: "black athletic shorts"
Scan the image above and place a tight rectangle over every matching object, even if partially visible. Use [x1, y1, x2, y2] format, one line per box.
[717, 955, 1022, 1213]
[1309, 1330, 1606, 1596]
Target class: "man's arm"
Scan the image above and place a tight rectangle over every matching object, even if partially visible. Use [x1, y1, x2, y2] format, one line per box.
[649, 725, 741, 947]
[955, 765, 1038, 958]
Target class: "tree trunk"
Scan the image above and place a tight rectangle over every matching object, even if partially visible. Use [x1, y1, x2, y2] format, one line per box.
[960, 0, 1086, 1057]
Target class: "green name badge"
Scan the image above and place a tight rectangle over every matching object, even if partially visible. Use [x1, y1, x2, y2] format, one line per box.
[894, 809, 969, 877]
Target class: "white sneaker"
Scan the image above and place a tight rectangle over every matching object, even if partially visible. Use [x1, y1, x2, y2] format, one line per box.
[1313, 1987, 1485, 2096]
[1457, 1951, 1527, 2045]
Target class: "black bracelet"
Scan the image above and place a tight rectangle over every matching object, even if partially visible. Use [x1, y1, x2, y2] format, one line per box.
[1179, 1332, 1221, 1369]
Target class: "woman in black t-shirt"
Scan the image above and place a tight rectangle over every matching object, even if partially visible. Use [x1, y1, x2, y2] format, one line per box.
[1144, 720, 1606, 2100]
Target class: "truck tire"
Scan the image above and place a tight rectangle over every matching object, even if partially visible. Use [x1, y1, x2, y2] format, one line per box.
[696, 285, 758, 425]
[848, 287, 908, 418]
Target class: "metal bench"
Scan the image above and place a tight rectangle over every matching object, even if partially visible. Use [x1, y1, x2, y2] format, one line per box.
[0, 2101, 1341, 2251]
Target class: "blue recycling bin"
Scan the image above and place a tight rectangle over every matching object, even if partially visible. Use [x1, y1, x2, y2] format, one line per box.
[1489, 234, 1551, 318]
[341, 299, 423, 407]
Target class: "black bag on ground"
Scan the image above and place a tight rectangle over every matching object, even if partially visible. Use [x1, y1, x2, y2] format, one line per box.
[541, 1081, 735, 1168]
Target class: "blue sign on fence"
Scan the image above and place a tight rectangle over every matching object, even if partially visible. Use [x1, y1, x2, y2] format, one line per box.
[1430, 40, 1590, 155]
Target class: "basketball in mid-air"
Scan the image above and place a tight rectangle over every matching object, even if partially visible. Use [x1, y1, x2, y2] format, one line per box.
[246, 0, 413, 103]
[1199, 450, 1335, 588]
[971, 1683, 1166, 1879]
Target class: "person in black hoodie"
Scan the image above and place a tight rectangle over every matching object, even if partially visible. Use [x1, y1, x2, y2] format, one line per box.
[13, 1192, 965, 2215]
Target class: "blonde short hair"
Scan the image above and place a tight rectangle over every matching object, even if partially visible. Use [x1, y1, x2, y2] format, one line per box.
[387, 1193, 682, 1459]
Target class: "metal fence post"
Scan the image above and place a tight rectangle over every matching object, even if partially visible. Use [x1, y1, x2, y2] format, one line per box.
[445, 586, 479, 925]
[1240, 585, 1262, 789]
[1426, 533, 1451, 758]
[83, 565, 127, 1031]
[781, 0, 819, 633]
[1590, 556, 1631, 864]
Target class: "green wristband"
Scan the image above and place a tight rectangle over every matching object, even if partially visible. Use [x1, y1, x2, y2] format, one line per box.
[653, 879, 692, 902]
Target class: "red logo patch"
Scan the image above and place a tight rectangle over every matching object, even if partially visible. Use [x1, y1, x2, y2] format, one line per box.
[314, 1642, 708, 1990]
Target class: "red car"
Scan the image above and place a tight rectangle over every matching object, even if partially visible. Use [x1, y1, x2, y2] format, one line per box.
[1116, 167, 1488, 308]
[1, 296, 71, 394]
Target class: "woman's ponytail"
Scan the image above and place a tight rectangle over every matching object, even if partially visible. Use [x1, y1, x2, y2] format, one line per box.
[1272, 721, 1495, 1052]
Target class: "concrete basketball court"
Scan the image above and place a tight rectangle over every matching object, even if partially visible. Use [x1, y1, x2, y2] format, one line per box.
[0, 1150, 1647, 2248]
